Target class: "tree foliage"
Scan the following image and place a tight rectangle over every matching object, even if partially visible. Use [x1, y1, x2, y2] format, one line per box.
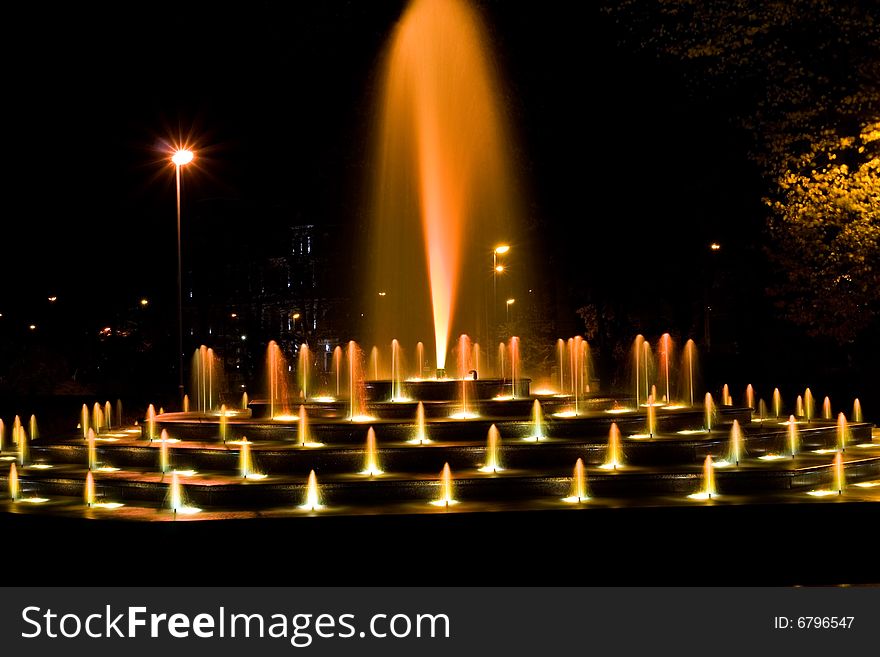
[602, 0, 880, 341]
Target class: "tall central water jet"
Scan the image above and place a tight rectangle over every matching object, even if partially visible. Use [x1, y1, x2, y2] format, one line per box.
[367, 0, 522, 370]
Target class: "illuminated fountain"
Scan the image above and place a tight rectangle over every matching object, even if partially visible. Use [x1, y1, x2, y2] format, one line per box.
[745, 384, 754, 410]
[796, 395, 804, 417]
[81, 404, 89, 439]
[219, 404, 228, 443]
[390, 339, 405, 401]
[159, 433, 170, 473]
[147, 404, 157, 442]
[300, 470, 323, 511]
[347, 341, 372, 421]
[721, 384, 731, 407]
[716, 419, 744, 467]
[298, 344, 312, 400]
[837, 413, 849, 452]
[657, 333, 673, 403]
[600, 423, 624, 470]
[267, 340, 289, 419]
[408, 401, 430, 445]
[562, 458, 588, 503]
[8, 463, 18, 501]
[298, 405, 322, 447]
[239, 438, 265, 480]
[526, 399, 545, 441]
[787, 416, 800, 457]
[647, 395, 657, 437]
[773, 388, 782, 418]
[87, 428, 97, 471]
[332, 346, 343, 397]
[823, 397, 832, 420]
[192, 345, 221, 412]
[704, 393, 715, 431]
[688, 455, 717, 500]
[681, 339, 697, 406]
[450, 334, 477, 418]
[367, 0, 523, 375]
[361, 427, 383, 476]
[85, 471, 95, 506]
[853, 398, 862, 423]
[17, 425, 27, 466]
[478, 424, 502, 473]
[808, 453, 846, 497]
[804, 388, 814, 422]
[509, 336, 521, 398]
[430, 462, 457, 506]
[92, 403, 103, 434]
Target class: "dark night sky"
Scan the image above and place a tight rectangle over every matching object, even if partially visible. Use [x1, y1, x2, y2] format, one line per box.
[4, 1, 760, 335]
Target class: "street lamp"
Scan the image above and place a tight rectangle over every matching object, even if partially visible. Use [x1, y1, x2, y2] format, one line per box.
[506, 298, 515, 323]
[172, 148, 194, 402]
[292, 312, 301, 332]
[492, 245, 510, 339]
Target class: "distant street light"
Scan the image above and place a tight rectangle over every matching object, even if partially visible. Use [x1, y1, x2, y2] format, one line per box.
[506, 298, 515, 322]
[492, 245, 511, 337]
[292, 312, 301, 332]
[710, 242, 721, 251]
[172, 148, 194, 402]
[139, 298, 149, 307]
[48, 296, 58, 303]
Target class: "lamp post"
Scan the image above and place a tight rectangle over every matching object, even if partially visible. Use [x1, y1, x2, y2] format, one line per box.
[172, 148, 194, 402]
[506, 298, 515, 323]
[492, 245, 510, 342]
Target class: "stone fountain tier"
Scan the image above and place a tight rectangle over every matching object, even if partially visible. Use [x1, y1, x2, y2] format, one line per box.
[146, 405, 756, 443]
[365, 378, 531, 402]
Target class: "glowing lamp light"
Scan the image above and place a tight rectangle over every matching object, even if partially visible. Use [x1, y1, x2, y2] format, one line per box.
[506, 298, 515, 305]
[139, 298, 149, 306]
[171, 149, 194, 166]
[292, 312, 301, 319]
[710, 242, 721, 251]
[494, 245, 510, 254]
[48, 296, 58, 302]
[495, 265, 505, 273]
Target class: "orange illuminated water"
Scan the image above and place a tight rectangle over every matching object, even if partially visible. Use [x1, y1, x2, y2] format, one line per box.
[368, 0, 522, 371]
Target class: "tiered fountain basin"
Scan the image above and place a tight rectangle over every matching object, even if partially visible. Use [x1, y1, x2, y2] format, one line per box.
[3, 398, 879, 518]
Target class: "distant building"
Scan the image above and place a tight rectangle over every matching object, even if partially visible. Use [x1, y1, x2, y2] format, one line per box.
[183, 199, 353, 393]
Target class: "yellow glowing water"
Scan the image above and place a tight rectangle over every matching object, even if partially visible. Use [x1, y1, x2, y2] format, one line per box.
[728, 419, 744, 465]
[804, 388, 814, 422]
[853, 398, 862, 423]
[87, 428, 97, 470]
[704, 393, 714, 432]
[745, 384, 755, 410]
[408, 401, 430, 444]
[773, 388, 782, 418]
[220, 404, 228, 443]
[478, 424, 502, 473]
[160, 429, 170, 473]
[822, 396, 832, 420]
[85, 471, 95, 506]
[9, 463, 18, 500]
[147, 404, 156, 441]
[787, 415, 800, 457]
[430, 462, 457, 506]
[837, 413, 849, 452]
[647, 395, 657, 437]
[600, 422, 623, 470]
[362, 427, 383, 476]
[81, 404, 89, 439]
[562, 458, 588, 503]
[17, 425, 27, 466]
[368, 0, 523, 371]
[688, 455, 717, 500]
[524, 399, 544, 441]
[300, 470, 323, 510]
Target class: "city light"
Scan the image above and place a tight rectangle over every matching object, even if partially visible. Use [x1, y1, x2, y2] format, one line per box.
[171, 149, 194, 166]
[494, 245, 510, 254]
[48, 296, 58, 302]
[710, 242, 721, 251]
[495, 265, 505, 273]
[506, 298, 515, 306]
[139, 298, 149, 306]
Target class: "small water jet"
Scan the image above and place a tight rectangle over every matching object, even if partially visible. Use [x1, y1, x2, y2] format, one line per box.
[808, 453, 846, 496]
[804, 388, 814, 422]
[773, 388, 782, 418]
[391, 339, 405, 401]
[704, 392, 714, 432]
[146, 404, 157, 441]
[478, 424, 502, 473]
[721, 384, 731, 407]
[347, 341, 371, 421]
[9, 463, 18, 501]
[837, 413, 849, 452]
[87, 428, 97, 471]
[853, 398, 863, 423]
[509, 336, 521, 399]
[85, 471, 95, 506]
[788, 415, 800, 457]
[600, 422, 623, 470]
[168, 472, 199, 514]
[430, 462, 457, 506]
[681, 339, 697, 406]
[16, 425, 27, 466]
[658, 333, 673, 404]
[647, 395, 657, 437]
[822, 396, 832, 420]
[0, 419, 4, 453]
[81, 404, 89, 439]
[408, 401, 430, 444]
[220, 404, 228, 443]
[242, 392, 249, 410]
[160, 430, 170, 473]
[796, 395, 804, 418]
[688, 455, 717, 500]
[727, 420, 744, 466]
[298, 343, 312, 400]
[745, 384, 755, 410]
[267, 340, 289, 419]
[757, 399, 768, 422]
[361, 427, 383, 476]
[300, 470, 322, 510]
[562, 458, 588, 503]
[239, 438, 265, 479]
[525, 399, 545, 441]
[297, 404, 323, 447]
[183, 394, 190, 413]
